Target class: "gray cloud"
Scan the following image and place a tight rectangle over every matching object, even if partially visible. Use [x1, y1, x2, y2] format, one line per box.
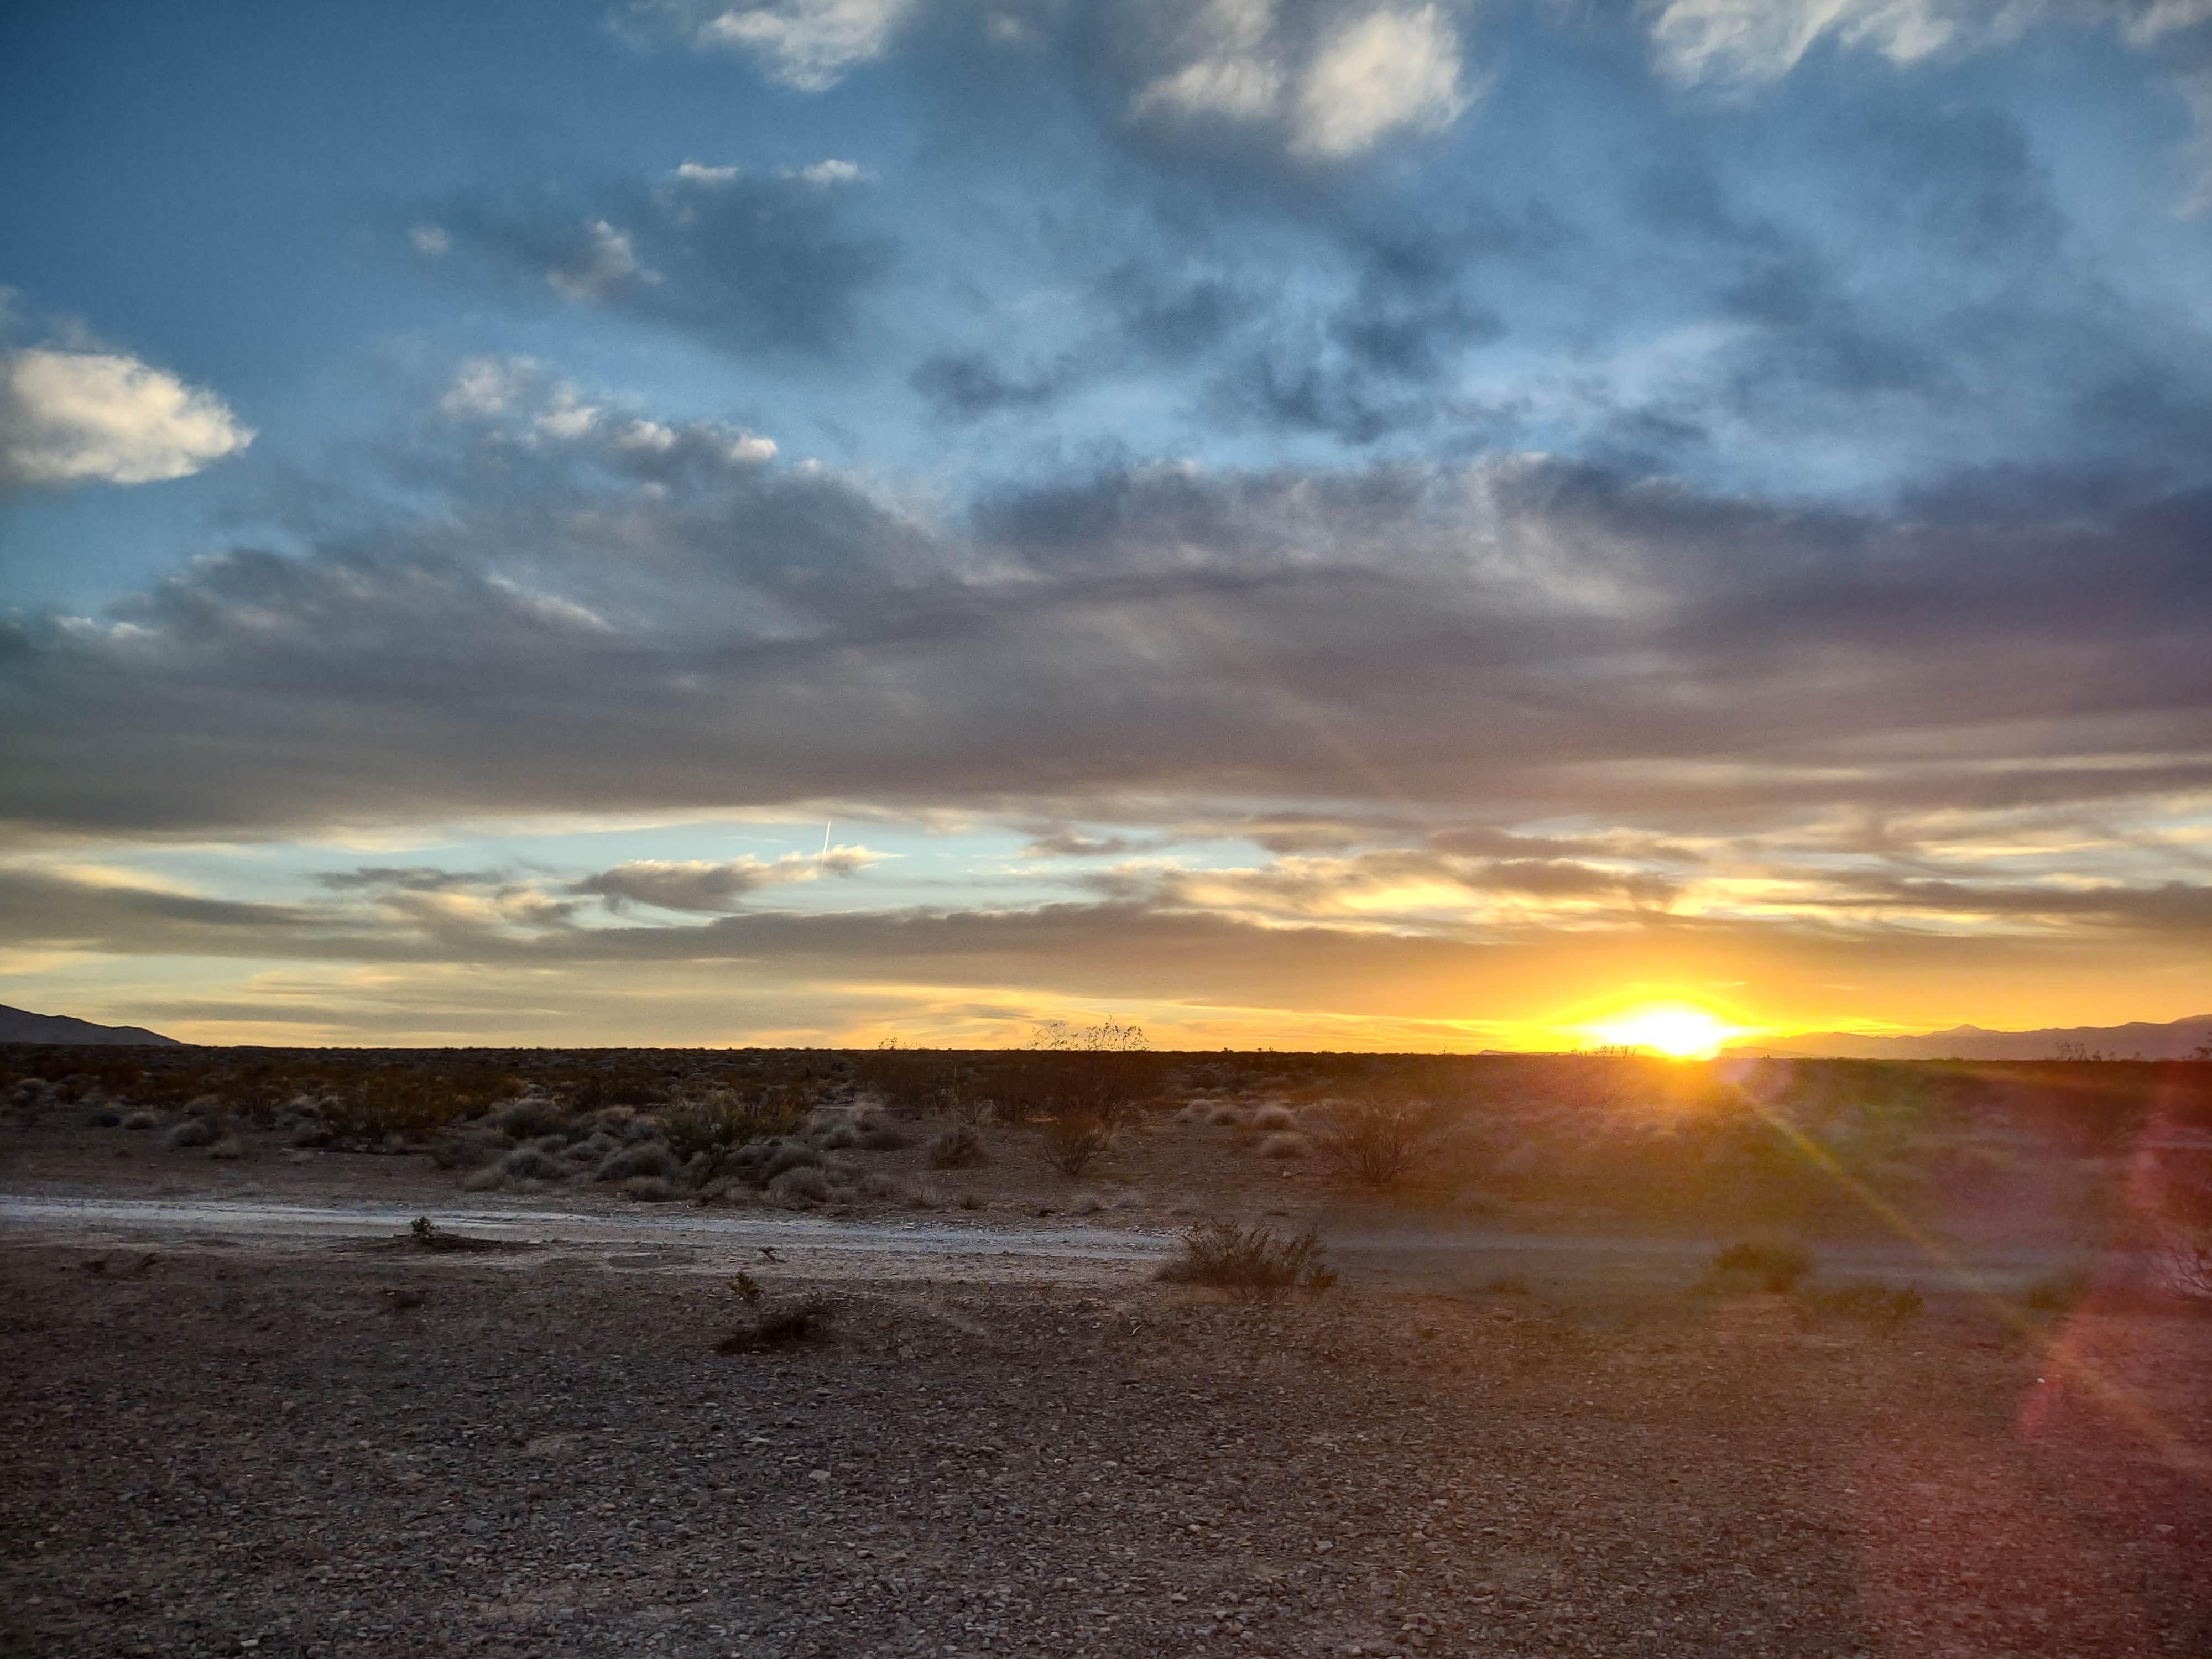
[571, 850, 875, 913]
[418, 166, 891, 354]
[5, 421, 2210, 848]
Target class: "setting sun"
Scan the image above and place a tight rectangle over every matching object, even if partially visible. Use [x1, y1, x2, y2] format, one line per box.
[1582, 1003, 1753, 1060]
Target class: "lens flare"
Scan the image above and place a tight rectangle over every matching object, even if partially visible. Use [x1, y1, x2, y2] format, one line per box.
[1582, 1003, 1752, 1059]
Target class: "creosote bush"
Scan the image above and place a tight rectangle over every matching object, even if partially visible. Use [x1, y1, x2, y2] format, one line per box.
[1156, 1218, 1337, 1302]
[1311, 1096, 1442, 1186]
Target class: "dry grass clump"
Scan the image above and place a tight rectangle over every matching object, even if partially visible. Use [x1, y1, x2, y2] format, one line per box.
[1157, 1219, 1336, 1302]
[927, 1123, 990, 1170]
[621, 1175, 680, 1203]
[163, 1117, 216, 1150]
[121, 1110, 161, 1131]
[1251, 1103, 1297, 1131]
[1258, 1131, 1308, 1159]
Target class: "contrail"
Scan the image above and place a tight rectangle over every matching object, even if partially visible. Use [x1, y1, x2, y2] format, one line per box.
[818, 819, 832, 874]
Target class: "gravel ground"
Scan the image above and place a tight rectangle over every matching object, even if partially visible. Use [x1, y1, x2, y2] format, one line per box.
[3, 1229, 2208, 1659]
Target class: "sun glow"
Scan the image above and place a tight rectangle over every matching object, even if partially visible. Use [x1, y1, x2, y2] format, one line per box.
[1582, 1002, 1752, 1060]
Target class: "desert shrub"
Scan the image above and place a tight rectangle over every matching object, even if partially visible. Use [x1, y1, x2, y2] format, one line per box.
[208, 1135, 245, 1160]
[622, 1176, 679, 1203]
[1156, 1219, 1336, 1302]
[164, 1118, 216, 1150]
[956, 1190, 985, 1210]
[717, 1291, 836, 1352]
[596, 1144, 679, 1182]
[491, 1095, 571, 1140]
[1311, 1096, 1442, 1186]
[122, 1110, 160, 1132]
[928, 1124, 991, 1170]
[769, 1165, 832, 1205]
[317, 1064, 511, 1145]
[904, 1181, 945, 1209]
[763, 1139, 826, 1181]
[1706, 1239, 1814, 1294]
[813, 1121, 858, 1151]
[2025, 1267, 2091, 1312]
[1207, 1104, 1244, 1126]
[428, 1125, 508, 1170]
[1251, 1104, 1297, 1131]
[662, 1088, 808, 1180]
[854, 1122, 911, 1151]
[1258, 1131, 1308, 1159]
[498, 1146, 567, 1181]
[1042, 1108, 1119, 1178]
[1801, 1280, 1924, 1327]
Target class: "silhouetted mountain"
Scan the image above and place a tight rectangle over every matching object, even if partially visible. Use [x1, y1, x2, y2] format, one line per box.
[0, 1004, 181, 1046]
[1730, 1014, 2212, 1061]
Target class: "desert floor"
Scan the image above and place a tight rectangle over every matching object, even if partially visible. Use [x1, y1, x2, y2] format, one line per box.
[4, 1115, 2209, 1659]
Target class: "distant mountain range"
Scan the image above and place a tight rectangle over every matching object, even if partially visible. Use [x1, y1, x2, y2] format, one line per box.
[0, 1004, 181, 1046]
[1730, 1013, 2212, 1061]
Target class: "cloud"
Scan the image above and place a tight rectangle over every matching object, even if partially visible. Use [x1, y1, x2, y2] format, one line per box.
[426, 168, 890, 353]
[629, 0, 914, 89]
[571, 848, 879, 912]
[5, 362, 2210, 858]
[786, 158, 867, 185]
[1648, 0, 1976, 86]
[1291, 4, 1470, 159]
[910, 351, 1075, 419]
[545, 219, 661, 302]
[1126, 1, 1473, 160]
[1650, 0, 2212, 88]
[0, 347, 252, 491]
[431, 356, 779, 466]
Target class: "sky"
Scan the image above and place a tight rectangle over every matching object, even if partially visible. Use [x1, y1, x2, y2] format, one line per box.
[2, 0, 2210, 1051]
